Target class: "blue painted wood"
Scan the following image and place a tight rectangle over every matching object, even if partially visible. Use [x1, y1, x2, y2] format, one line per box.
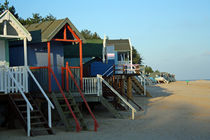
[90, 60, 114, 76]
[9, 42, 64, 92]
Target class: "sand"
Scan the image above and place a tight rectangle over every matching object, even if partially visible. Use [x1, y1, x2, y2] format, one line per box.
[1, 80, 210, 140]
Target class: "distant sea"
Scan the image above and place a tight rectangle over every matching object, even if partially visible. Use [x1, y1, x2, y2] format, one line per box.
[179, 79, 210, 81]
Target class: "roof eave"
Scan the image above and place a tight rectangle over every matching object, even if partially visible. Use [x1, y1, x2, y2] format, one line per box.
[47, 18, 86, 42]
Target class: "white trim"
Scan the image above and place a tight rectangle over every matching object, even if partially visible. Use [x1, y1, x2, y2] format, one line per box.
[103, 35, 106, 63]
[128, 38, 133, 65]
[0, 35, 25, 39]
[97, 74, 137, 120]
[0, 10, 32, 41]
[24, 38, 27, 66]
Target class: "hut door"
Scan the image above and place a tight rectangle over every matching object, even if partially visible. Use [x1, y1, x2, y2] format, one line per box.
[0, 40, 6, 64]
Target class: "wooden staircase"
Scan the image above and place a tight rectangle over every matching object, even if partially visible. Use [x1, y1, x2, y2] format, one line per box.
[131, 76, 152, 97]
[51, 92, 87, 131]
[100, 96, 124, 119]
[103, 77, 143, 111]
[102, 83, 127, 111]
[8, 94, 54, 136]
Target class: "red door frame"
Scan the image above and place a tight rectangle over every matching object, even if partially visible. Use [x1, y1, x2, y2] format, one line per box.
[47, 24, 83, 92]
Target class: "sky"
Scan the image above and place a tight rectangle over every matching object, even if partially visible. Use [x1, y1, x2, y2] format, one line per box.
[8, 0, 210, 80]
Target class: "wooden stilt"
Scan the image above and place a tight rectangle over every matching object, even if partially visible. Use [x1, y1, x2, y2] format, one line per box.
[121, 75, 125, 96]
[127, 76, 132, 99]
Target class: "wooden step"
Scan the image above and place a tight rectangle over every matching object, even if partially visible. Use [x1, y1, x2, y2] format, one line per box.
[21, 110, 39, 113]
[51, 92, 88, 131]
[31, 122, 46, 126]
[100, 96, 123, 119]
[32, 127, 52, 132]
[8, 93, 54, 136]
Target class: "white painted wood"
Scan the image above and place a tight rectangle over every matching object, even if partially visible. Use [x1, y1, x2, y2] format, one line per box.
[3, 21, 7, 36]
[128, 38, 133, 66]
[24, 38, 27, 66]
[48, 103, 52, 128]
[27, 103, 31, 136]
[3, 66, 27, 93]
[103, 35, 106, 63]
[26, 66, 54, 108]
[26, 66, 54, 128]
[6, 66, 33, 109]
[0, 10, 32, 41]
[0, 40, 5, 62]
[83, 77, 98, 95]
[97, 74, 137, 119]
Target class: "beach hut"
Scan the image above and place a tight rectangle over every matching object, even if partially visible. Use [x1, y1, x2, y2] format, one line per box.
[9, 18, 99, 132]
[9, 18, 86, 92]
[90, 37, 133, 76]
[0, 10, 54, 136]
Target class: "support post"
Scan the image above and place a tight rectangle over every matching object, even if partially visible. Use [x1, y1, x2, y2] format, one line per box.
[27, 103, 31, 136]
[79, 41, 83, 90]
[121, 75, 125, 96]
[23, 38, 28, 66]
[66, 62, 69, 92]
[47, 41, 52, 93]
[23, 38, 28, 92]
[48, 102, 52, 128]
[127, 76, 132, 99]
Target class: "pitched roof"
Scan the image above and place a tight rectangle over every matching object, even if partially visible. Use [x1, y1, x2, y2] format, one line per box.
[0, 10, 32, 41]
[106, 39, 131, 51]
[24, 18, 85, 42]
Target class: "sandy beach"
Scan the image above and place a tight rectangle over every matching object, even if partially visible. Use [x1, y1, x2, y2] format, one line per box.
[1, 80, 210, 140]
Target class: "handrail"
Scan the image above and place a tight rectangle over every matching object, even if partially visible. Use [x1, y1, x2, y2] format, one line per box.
[66, 62, 99, 131]
[121, 91, 143, 111]
[5, 66, 33, 136]
[5, 66, 33, 110]
[97, 74, 137, 120]
[26, 66, 54, 108]
[102, 65, 113, 76]
[26, 66, 54, 128]
[49, 67, 81, 132]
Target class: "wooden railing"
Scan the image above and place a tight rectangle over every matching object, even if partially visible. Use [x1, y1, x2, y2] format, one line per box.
[26, 67, 54, 129]
[97, 74, 137, 120]
[0, 66, 28, 93]
[4, 66, 33, 136]
[83, 77, 98, 95]
[66, 62, 99, 131]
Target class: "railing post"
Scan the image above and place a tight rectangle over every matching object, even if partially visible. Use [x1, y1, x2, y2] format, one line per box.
[27, 103, 31, 136]
[97, 76, 100, 96]
[48, 102, 52, 128]
[132, 109, 135, 120]
[4, 69, 7, 94]
[25, 67, 28, 93]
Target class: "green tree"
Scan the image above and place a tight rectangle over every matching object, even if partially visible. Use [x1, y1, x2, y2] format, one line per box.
[20, 13, 56, 25]
[81, 29, 101, 39]
[145, 66, 154, 74]
[132, 46, 143, 65]
[42, 13, 56, 22]
[154, 70, 160, 73]
[0, 0, 19, 19]
[0, 0, 56, 25]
